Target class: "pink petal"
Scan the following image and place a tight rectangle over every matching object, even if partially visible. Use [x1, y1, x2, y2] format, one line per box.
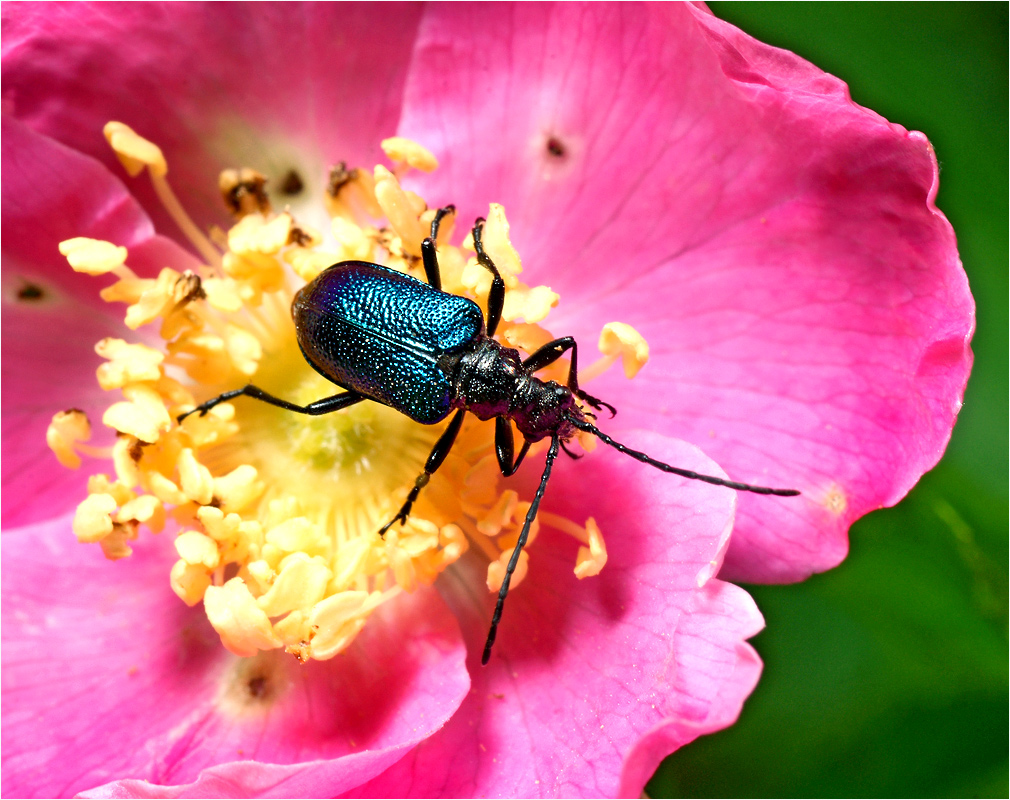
[2, 2, 423, 238]
[356, 432, 763, 797]
[398, 3, 973, 582]
[1, 118, 201, 529]
[1, 515, 469, 798]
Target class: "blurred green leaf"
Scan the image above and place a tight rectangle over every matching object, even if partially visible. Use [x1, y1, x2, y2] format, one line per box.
[649, 469, 1008, 797]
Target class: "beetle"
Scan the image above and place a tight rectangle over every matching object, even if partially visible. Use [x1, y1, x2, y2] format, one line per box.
[180, 205, 799, 664]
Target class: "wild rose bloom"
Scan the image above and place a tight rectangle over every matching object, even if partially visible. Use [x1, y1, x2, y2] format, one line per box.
[1, 4, 973, 799]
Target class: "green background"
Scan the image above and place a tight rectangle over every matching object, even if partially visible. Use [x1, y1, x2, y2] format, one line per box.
[647, 4, 1009, 797]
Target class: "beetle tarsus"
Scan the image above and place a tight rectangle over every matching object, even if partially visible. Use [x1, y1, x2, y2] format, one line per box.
[575, 389, 616, 418]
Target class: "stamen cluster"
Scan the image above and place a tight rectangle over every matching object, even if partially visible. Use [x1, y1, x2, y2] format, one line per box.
[48, 123, 649, 662]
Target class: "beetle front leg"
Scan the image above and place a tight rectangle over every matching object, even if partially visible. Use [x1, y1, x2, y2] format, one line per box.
[177, 385, 365, 423]
[471, 218, 506, 337]
[378, 408, 466, 537]
[522, 337, 616, 417]
[495, 417, 532, 477]
[420, 204, 456, 291]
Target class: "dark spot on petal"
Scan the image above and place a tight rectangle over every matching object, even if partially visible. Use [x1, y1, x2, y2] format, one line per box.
[280, 169, 304, 196]
[247, 675, 267, 698]
[546, 136, 566, 158]
[219, 651, 291, 714]
[17, 282, 45, 301]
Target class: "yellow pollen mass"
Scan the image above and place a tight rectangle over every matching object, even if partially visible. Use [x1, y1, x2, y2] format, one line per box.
[381, 136, 439, 172]
[53, 125, 651, 663]
[58, 237, 129, 275]
[598, 322, 650, 379]
[47, 409, 91, 469]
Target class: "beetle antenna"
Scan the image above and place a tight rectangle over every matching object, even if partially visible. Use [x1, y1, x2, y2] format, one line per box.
[568, 418, 800, 497]
[482, 435, 561, 665]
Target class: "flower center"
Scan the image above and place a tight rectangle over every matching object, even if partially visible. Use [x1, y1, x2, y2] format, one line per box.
[49, 123, 650, 663]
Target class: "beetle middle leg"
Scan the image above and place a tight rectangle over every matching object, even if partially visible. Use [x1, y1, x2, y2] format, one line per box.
[177, 385, 365, 423]
[522, 337, 617, 416]
[419, 204, 456, 291]
[378, 408, 466, 536]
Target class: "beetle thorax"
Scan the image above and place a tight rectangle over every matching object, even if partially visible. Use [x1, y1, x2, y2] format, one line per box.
[455, 338, 583, 443]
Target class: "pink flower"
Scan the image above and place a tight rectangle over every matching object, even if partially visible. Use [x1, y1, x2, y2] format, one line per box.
[1, 4, 972, 799]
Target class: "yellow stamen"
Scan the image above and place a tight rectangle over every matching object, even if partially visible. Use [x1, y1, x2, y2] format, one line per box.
[574, 518, 607, 579]
[102, 384, 172, 444]
[95, 339, 164, 389]
[487, 548, 529, 592]
[58, 238, 129, 276]
[175, 530, 221, 569]
[205, 577, 284, 657]
[228, 213, 293, 256]
[381, 136, 439, 173]
[373, 164, 426, 258]
[47, 409, 92, 469]
[539, 512, 608, 578]
[104, 121, 221, 266]
[219, 167, 271, 218]
[580, 321, 650, 382]
[171, 559, 213, 606]
[104, 121, 168, 178]
[72, 493, 118, 543]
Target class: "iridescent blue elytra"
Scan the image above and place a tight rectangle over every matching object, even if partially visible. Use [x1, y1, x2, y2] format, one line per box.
[293, 262, 483, 424]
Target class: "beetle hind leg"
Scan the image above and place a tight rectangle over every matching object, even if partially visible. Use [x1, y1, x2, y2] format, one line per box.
[177, 385, 364, 423]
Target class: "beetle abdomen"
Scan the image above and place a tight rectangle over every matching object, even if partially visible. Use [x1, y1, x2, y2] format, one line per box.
[293, 262, 484, 424]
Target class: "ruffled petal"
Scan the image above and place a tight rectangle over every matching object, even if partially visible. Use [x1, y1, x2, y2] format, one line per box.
[397, 2, 973, 581]
[355, 432, 762, 797]
[2, 3, 423, 238]
[618, 581, 763, 796]
[1, 515, 469, 798]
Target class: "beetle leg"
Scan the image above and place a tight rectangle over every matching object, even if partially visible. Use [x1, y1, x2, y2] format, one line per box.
[420, 204, 456, 291]
[522, 337, 617, 417]
[176, 385, 365, 423]
[378, 408, 466, 537]
[482, 434, 561, 665]
[494, 417, 532, 477]
[471, 218, 506, 337]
